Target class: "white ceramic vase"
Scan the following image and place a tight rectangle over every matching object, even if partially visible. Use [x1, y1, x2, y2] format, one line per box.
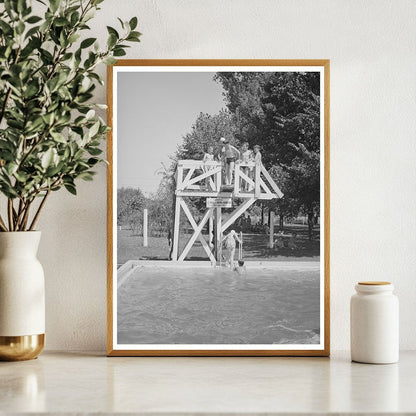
[350, 281, 399, 364]
[0, 231, 45, 360]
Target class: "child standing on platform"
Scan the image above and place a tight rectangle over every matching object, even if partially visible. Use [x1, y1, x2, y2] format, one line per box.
[240, 142, 253, 191]
[253, 144, 262, 165]
[202, 145, 215, 190]
[223, 140, 240, 185]
[203, 145, 214, 164]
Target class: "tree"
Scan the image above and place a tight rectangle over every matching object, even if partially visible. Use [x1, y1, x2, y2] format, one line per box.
[0, 0, 141, 231]
[147, 164, 175, 236]
[173, 109, 235, 215]
[261, 72, 320, 167]
[175, 109, 235, 161]
[284, 143, 320, 239]
[213, 72, 271, 148]
[214, 71, 321, 237]
[117, 187, 145, 235]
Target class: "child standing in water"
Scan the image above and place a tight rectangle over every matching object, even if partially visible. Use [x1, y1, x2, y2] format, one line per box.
[222, 230, 242, 269]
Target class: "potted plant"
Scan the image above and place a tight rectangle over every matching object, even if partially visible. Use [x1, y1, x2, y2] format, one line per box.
[0, 0, 140, 360]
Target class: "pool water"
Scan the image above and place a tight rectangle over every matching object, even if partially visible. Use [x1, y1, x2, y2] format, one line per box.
[117, 265, 320, 345]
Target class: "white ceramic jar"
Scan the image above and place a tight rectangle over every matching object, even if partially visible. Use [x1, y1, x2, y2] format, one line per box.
[350, 281, 399, 364]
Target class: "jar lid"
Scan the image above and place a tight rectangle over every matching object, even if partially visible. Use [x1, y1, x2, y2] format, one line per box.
[358, 281, 391, 285]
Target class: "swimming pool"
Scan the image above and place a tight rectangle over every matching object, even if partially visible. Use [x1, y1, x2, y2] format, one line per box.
[117, 261, 320, 345]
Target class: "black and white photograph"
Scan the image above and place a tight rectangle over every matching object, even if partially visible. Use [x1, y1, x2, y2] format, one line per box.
[108, 61, 329, 355]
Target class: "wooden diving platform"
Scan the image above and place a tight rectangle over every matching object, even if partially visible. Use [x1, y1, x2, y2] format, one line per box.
[171, 159, 284, 262]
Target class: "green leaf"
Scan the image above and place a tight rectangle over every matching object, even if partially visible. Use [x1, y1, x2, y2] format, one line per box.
[68, 33, 80, 44]
[129, 17, 138, 30]
[63, 147, 70, 160]
[16, 21, 25, 35]
[107, 33, 117, 49]
[24, 83, 39, 98]
[14, 171, 28, 183]
[54, 17, 69, 26]
[5, 162, 18, 176]
[4, 1, 16, 20]
[83, 9, 95, 23]
[113, 47, 126, 57]
[106, 26, 119, 39]
[59, 30, 67, 47]
[86, 109, 95, 120]
[41, 148, 54, 169]
[42, 112, 54, 125]
[64, 183, 77, 195]
[25, 117, 44, 133]
[70, 11, 80, 26]
[26, 15, 42, 24]
[78, 171, 95, 181]
[17, 0, 27, 14]
[48, 76, 60, 92]
[88, 120, 100, 138]
[25, 25, 40, 39]
[80, 37, 96, 49]
[126, 31, 141, 42]
[117, 17, 125, 29]
[103, 56, 117, 65]
[49, 0, 60, 13]
[88, 147, 102, 156]
[50, 131, 67, 143]
[0, 20, 13, 35]
[45, 164, 62, 177]
[22, 5, 32, 17]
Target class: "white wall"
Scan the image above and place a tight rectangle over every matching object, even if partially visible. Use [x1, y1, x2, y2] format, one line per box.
[38, 0, 416, 351]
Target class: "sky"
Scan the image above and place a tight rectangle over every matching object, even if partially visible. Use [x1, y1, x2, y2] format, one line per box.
[117, 71, 226, 196]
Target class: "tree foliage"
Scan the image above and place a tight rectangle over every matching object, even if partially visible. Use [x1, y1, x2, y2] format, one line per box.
[215, 71, 321, 233]
[175, 109, 236, 161]
[117, 187, 145, 235]
[147, 165, 175, 235]
[0, 0, 141, 231]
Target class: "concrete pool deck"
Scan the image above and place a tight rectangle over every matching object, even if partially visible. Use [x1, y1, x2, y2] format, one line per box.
[116, 260, 321, 346]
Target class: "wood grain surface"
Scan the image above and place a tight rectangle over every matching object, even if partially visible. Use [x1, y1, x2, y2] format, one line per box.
[107, 60, 330, 357]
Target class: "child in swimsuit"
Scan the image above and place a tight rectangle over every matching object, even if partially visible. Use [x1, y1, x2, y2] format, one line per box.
[222, 140, 240, 185]
[253, 144, 262, 165]
[240, 142, 253, 191]
[203, 145, 214, 163]
[222, 230, 242, 269]
[202, 145, 215, 189]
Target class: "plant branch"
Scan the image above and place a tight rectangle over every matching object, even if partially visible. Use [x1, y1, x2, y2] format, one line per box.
[0, 213, 8, 232]
[28, 189, 50, 231]
[18, 121, 57, 169]
[14, 199, 27, 231]
[7, 199, 14, 231]
[20, 199, 33, 231]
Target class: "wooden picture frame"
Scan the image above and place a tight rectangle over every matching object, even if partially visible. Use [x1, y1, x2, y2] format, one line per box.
[107, 60, 330, 356]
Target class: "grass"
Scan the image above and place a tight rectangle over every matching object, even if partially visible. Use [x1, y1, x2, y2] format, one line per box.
[117, 224, 320, 264]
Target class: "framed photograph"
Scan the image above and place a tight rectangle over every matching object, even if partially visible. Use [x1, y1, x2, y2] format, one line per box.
[107, 60, 330, 356]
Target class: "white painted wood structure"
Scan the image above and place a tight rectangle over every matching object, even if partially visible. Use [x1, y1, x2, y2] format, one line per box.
[171, 160, 283, 262]
[143, 208, 148, 247]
